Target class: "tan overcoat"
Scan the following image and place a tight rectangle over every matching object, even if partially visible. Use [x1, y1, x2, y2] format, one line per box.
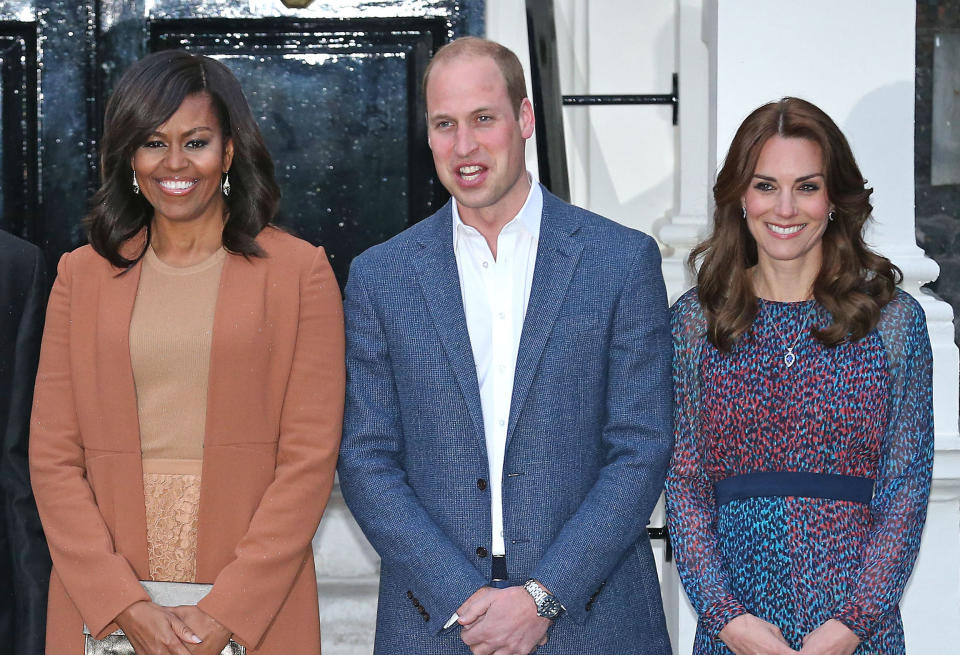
[29, 227, 345, 654]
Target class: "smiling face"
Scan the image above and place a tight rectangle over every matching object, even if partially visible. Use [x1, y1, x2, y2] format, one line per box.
[132, 92, 234, 228]
[743, 135, 831, 271]
[425, 53, 534, 228]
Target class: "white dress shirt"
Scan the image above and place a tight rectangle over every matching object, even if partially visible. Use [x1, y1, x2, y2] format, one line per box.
[453, 178, 542, 557]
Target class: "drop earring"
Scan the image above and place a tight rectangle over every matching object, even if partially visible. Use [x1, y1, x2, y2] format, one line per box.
[132, 170, 140, 195]
[741, 206, 747, 219]
[221, 172, 231, 197]
[828, 210, 836, 222]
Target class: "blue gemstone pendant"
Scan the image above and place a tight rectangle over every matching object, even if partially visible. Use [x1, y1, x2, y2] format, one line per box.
[784, 349, 796, 368]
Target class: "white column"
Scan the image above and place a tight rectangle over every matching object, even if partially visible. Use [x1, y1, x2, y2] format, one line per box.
[670, 1, 960, 652]
[555, 0, 590, 207]
[656, 0, 710, 303]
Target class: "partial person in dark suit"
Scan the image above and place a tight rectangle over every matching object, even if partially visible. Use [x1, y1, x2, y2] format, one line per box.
[338, 36, 674, 655]
[0, 228, 50, 655]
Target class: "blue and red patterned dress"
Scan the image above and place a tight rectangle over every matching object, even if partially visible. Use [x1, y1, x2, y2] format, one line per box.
[665, 288, 934, 654]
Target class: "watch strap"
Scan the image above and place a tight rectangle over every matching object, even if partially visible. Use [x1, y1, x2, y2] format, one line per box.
[523, 579, 564, 619]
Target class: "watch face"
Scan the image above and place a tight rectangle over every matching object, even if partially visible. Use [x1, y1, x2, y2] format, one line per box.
[524, 580, 564, 619]
[538, 596, 563, 619]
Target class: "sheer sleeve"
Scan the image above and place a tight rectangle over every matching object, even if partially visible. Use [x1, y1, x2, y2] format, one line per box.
[664, 289, 747, 638]
[834, 289, 934, 640]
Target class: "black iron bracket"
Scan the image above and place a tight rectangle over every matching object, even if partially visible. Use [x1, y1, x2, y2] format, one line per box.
[646, 525, 672, 562]
[525, 0, 679, 198]
[562, 73, 679, 125]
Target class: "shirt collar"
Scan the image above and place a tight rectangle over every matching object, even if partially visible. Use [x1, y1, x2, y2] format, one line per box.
[452, 173, 542, 247]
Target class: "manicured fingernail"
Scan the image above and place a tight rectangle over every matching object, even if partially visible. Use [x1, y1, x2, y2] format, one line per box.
[191, 635, 202, 644]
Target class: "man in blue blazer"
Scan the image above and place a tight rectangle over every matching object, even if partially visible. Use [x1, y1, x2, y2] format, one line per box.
[338, 36, 673, 654]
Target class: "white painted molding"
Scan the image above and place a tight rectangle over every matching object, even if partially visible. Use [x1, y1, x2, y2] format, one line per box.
[657, 0, 710, 302]
[555, 0, 589, 207]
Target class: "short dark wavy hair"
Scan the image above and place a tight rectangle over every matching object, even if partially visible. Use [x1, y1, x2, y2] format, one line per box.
[85, 50, 280, 268]
[691, 97, 901, 351]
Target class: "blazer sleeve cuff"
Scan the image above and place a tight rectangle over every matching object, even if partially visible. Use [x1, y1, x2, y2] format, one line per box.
[197, 591, 257, 649]
[90, 581, 151, 640]
[423, 571, 489, 635]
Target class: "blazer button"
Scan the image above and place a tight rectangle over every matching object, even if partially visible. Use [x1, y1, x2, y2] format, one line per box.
[476, 546, 488, 558]
[406, 590, 413, 599]
[477, 478, 487, 491]
[423, 612, 431, 622]
[413, 599, 421, 608]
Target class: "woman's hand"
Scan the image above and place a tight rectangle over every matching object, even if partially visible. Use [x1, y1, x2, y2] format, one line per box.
[114, 600, 202, 655]
[170, 605, 233, 655]
[719, 613, 800, 655]
[800, 619, 859, 655]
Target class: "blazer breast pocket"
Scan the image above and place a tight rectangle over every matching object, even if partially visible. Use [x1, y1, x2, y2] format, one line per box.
[554, 308, 605, 333]
[544, 318, 607, 386]
[550, 314, 607, 357]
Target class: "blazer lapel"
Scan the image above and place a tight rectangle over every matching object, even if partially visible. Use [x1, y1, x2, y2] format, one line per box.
[195, 248, 269, 576]
[413, 208, 486, 450]
[97, 234, 147, 456]
[506, 193, 584, 448]
[95, 233, 150, 575]
[201, 249, 266, 448]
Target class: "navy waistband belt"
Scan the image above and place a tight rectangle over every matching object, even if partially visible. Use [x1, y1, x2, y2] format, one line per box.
[491, 555, 508, 582]
[714, 471, 874, 505]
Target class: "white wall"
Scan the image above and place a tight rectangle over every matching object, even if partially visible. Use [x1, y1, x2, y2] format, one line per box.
[492, 0, 679, 234]
[558, 0, 677, 234]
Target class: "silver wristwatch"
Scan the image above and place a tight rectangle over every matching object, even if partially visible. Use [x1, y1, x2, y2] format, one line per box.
[523, 579, 564, 619]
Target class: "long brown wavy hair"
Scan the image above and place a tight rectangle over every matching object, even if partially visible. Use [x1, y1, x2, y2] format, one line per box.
[690, 97, 901, 352]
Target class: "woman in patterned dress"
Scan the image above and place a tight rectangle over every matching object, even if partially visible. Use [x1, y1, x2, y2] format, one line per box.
[666, 97, 933, 655]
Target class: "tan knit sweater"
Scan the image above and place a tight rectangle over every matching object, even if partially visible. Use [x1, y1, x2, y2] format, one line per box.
[129, 245, 226, 475]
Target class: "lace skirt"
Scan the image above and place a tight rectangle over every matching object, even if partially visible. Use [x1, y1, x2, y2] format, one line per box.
[143, 461, 202, 583]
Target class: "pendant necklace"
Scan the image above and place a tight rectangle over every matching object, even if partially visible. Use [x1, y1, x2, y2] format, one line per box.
[760, 301, 815, 368]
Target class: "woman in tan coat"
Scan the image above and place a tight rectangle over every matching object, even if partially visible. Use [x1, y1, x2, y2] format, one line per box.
[29, 51, 344, 655]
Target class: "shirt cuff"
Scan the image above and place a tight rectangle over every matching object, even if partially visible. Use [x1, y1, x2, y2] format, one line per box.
[444, 612, 459, 630]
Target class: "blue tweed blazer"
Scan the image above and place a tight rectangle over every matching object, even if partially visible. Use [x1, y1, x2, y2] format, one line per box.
[338, 187, 674, 654]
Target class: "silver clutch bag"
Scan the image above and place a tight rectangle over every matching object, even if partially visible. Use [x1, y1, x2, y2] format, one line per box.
[83, 581, 245, 655]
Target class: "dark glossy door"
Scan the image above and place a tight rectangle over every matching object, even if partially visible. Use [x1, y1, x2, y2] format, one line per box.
[0, 21, 37, 241]
[0, 1, 483, 285]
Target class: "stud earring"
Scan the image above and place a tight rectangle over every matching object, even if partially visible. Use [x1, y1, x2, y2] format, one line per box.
[221, 172, 231, 197]
[828, 210, 836, 222]
[132, 170, 140, 195]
